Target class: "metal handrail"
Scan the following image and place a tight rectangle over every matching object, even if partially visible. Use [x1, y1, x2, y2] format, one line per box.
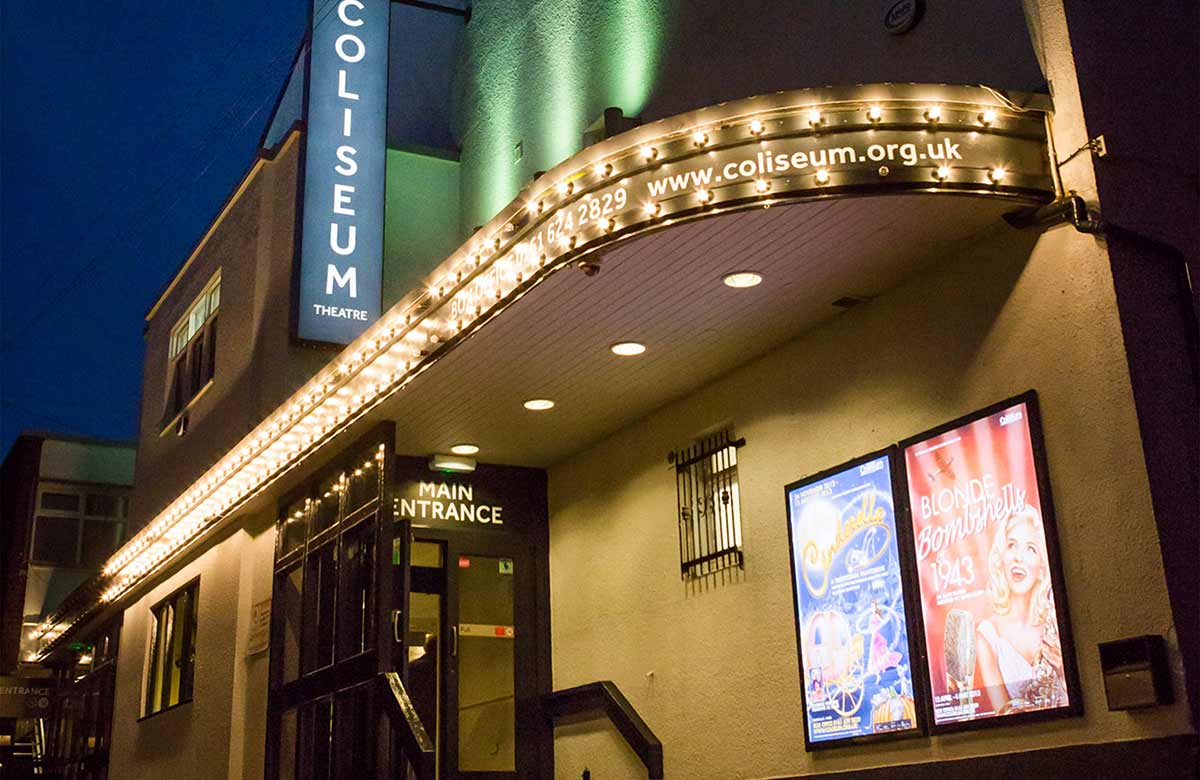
[379, 672, 436, 780]
[542, 681, 663, 779]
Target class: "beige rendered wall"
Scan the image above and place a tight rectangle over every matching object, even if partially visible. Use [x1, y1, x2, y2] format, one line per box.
[548, 4, 1194, 777]
[546, 213, 1194, 778]
[132, 133, 328, 527]
[106, 515, 275, 780]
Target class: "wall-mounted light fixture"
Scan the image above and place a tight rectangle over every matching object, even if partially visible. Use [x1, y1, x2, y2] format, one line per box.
[429, 453, 477, 473]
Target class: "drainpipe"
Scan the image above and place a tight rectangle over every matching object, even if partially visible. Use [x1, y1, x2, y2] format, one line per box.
[1003, 192, 1104, 233]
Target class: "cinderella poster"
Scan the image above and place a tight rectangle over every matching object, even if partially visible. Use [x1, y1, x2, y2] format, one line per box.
[786, 451, 919, 746]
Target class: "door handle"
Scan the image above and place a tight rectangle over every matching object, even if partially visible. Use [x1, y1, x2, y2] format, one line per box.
[392, 609, 403, 643]
[450, 626, 458, 657]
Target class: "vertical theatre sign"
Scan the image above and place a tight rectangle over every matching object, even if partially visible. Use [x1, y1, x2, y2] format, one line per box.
[296, 0, 388, 344]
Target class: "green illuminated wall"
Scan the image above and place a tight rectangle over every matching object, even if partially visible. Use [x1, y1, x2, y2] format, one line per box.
[456, 0, 672, 236]
[382, 148, 462, 307]
[453, 0, 1047, 238]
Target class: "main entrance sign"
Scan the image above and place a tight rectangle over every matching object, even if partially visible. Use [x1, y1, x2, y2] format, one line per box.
[393, 457, 547, 533]
[295, 0, 389, 345]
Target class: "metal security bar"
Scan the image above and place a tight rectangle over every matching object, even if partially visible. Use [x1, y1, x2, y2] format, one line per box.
[672, 430, 746, 578]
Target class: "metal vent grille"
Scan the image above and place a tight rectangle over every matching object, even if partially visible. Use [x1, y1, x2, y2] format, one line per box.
[671, 429, 746, 578]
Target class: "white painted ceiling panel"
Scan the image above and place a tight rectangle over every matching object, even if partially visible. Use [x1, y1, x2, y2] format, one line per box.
[375, 193, 1023, 467]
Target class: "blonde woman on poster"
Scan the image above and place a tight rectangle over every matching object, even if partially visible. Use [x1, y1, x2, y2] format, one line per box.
[975, 505, 1066, 713]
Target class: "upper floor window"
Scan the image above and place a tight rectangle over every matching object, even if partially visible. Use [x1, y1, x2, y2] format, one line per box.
[30, 485, 129, 568]
[165, 272, 220, 425]
[144, 580, 198, 716]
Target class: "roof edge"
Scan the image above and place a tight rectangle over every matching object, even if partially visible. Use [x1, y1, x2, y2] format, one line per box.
[144, 129, 302, 322]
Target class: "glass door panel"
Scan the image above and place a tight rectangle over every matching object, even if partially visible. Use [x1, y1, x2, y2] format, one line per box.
[455, 555, 516, 774]
[408, 592, 442, 777]
[406, 540, 445, 778]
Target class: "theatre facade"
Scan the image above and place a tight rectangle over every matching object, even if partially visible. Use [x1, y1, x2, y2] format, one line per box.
[29, 1, 1198, 779]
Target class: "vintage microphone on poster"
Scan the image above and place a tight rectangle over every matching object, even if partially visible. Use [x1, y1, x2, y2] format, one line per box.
[944, 609, 977, 696]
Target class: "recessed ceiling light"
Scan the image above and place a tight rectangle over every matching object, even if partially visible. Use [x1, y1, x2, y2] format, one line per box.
[611, 341, 646, 356]
[523, 399, 555, 411]
[722, 271, 763, 288]
[450, 443, 479, 456]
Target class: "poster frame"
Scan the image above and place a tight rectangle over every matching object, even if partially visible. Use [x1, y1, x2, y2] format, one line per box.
[896, 390, 1083, 736]
[784, 446, 929, 752]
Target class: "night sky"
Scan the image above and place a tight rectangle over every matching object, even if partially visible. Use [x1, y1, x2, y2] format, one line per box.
[1, 2, 308, 453]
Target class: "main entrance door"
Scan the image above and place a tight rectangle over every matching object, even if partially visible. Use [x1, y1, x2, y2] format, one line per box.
[266, 433, 410, 780]
[400, 531, 539, 779]
[392, 456, 552, 780]
[267, 442, 551, 780]
[265, 441, 549, 772]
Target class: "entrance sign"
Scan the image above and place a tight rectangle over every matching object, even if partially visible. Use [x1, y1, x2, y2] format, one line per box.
[900, 392, 1081, 732]
[398, 481, 505, 525]
[785, 451, 922, 749]
[393, 457, 547, 533]
[296, 0, 389, 344]
[0, 677, 53, 718]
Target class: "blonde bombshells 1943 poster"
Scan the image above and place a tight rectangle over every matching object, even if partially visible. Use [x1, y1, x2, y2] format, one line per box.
[903, 400, 1069, 726]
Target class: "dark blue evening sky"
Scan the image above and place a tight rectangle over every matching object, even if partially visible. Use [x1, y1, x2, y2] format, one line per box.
[1, 2, 308, 453]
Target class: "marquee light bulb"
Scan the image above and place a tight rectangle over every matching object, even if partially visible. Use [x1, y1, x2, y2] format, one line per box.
[644, 202, 661, 217]
[867, 105, 883, 121]
[815, 168, 830, 184]
[696, 187, 712, 203]
[925, 105, 942, 122]
[935, 165, 951, 181]
[755, 178, 770, 193]
[980, 109, 997, 125]
[692, 130, 708, 147]
[807, 109, 822, 126]
[989, 167, 1007, 183]
[749, 119, 764, 135]
[641, 146, 658, 162]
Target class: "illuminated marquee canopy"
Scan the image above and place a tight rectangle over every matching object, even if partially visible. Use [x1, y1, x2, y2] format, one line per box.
[37, 84, 1055, 657]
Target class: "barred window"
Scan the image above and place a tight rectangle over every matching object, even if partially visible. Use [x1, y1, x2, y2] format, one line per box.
[144, 580, 198, 716]
[672, 428, 745, 578]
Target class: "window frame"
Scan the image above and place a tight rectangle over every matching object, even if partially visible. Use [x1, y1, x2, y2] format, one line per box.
[141, 578, 200, 719]
[673, 428, 746, 578]
[30, 483, 129, 568]
[162, 271, 221, 431]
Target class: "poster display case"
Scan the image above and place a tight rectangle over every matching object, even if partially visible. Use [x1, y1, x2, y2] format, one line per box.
[785, 449, 925, 749]
[785, 392, 1082, 746]
[899, 391, 1082, 732]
